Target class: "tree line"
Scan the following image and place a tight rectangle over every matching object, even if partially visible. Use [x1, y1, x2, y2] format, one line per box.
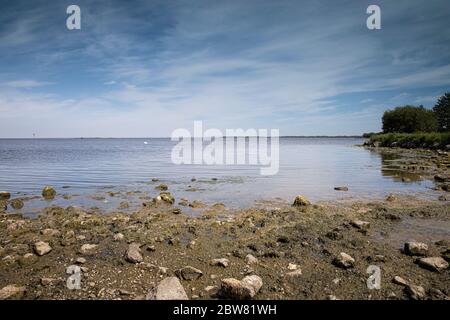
[381, 93, 450, 133]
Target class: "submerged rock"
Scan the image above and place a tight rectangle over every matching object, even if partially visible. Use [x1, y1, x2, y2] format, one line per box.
[292, 195, 311, 207]
[149, 277, 188, 300]
[42, 186, 56, 199]
[33, 241, 52, 256]
[155, 184, 168, 191]
[219, 275, 263, 299]
[404, 241, 428, 256]
[386, 194, 397, 202]
[417, 257, 449, 272]
[156, 192, 174, 204]
[10, 199, 24, 210]
[334, 186, 348, 191]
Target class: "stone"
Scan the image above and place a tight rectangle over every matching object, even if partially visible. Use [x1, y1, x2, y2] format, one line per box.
[118, 201, 129, 209]
[40, 228, 60, 237]
[113, 233, 124, 241]
[40, 278, 57, 286]
[0, 191, 11, 200]
[292, 195, 311, 207]
[76, 257, 87, 264]
[79, 244, 98, 255]
[333, 252, 355, 269]
[150, 277, 188, 300]
[417, 257, 449, 272]
[189, 200, 206, 208]
[334, 186, 348, 191]
[159, 192, 174, 204]
[246, 254, 258, 265]
[438, 195, 448, 201]
[10, 199, 24, 210]
[287, 263, 298, 270]
[350, 220, 370, 231]
[405, 284, 426, 300]
[33, 241, 52, 256]
[386, 194, 397, 202]
[125, 243, 143, 264]
[155, 184, 168, 191]
[210, 258, 229, 267]
[0, 285, 26, 300]
[285, 269, 302, 279]
[219, 275, 263, 299]
[42, 186, 56, 199]
[404, 241, 428, 256]
[18, 253, 38, 266]
[175, 266, 203, 280]
[393, 276, 408, 286]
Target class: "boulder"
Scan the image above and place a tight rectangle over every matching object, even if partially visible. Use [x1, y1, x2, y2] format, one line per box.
[417, 257, 449, 272]
[10, 199, 24, 210]
[333, 252, 355, 269]
[0, 285, 26, 300]
[150, 277, 188, 300]
[125, 243, 143, 264]
[175, 266, 203, 280]
[42, 186, 56, 199]
[0, 191, 11, 200]
[404, 241, 428, 256]
[405, 284, 426, 300]
[33, 241, 52, 256]
[292, 195, 311, 207]
[219, 275, 263, 299]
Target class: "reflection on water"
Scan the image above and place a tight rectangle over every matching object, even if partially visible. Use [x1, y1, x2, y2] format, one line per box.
[0, 138, 438, 214]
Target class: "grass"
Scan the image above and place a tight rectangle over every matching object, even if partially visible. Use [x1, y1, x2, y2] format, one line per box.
[369, 132, 450, 149]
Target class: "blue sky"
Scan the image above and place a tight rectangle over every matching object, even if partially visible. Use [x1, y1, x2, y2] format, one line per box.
[0, 0, 449, 137]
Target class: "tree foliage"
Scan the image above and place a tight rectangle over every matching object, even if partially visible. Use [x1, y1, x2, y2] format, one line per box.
[382, 105, 437, 133]
[433, 93, 450, 132]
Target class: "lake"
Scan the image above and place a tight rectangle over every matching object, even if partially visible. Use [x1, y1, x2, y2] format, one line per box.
[0, 138, 436, 215]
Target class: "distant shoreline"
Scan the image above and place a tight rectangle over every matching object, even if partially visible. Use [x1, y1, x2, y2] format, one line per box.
[0, 136, 364, 140]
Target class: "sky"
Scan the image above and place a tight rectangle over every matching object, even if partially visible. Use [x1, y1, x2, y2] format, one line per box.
[0, 0, 449, 138]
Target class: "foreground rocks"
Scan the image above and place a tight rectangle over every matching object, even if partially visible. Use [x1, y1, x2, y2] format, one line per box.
[404, 241, 428, 256]
[0, 285, 26, 300]
[417, 257, 449, 272]
[42, 186, 56, 199]
[333, 252, 355, 269]
[148, 277, 188, 300]
[125, 243, 143, 264]
[292, 195, 311, 207]
[33, 241, 52, 256]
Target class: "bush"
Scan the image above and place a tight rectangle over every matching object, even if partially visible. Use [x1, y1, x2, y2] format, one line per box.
[433, 93, 450, 132]
[382, 105, 438, 133]
[369, 132, 450, 149]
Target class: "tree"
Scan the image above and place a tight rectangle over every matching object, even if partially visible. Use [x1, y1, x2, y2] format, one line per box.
[382, 105, 438, 133]
[433, 93, 450, 132]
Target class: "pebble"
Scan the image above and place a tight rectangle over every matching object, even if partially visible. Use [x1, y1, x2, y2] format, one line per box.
[76, 257, 87, 264]
[393, 276, 408, 286]
[333, 252, 355, 269]
[125, 243, 143, 264]
[210, 258, 230, 267]
[404, 241, 428, 256]
[246, 254, 259, 265]
[175, 266, 203, 280]
[79, 244, 98, 255]
[148, 277, 188, 300]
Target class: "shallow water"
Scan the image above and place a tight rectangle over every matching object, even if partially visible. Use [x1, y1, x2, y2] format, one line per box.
[0, 138, 437, 214]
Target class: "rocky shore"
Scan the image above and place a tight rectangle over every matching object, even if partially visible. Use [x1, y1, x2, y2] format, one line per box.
[0, 148, 449, 300]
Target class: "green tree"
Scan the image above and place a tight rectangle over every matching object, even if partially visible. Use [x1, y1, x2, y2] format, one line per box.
[433, 93, 450, 132]
[382, 105, 438, 133]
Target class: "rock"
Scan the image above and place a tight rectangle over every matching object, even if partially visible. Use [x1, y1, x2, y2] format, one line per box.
[178, 199, 189, 206]
[246, 254, 258, 265]
[405, 284, 426, 300]
[158, 192, 174, 204]
[172, 208, 182, 214]
[393, 276, 408, 286]
[79, 244, 98, 255]
[0, 200, 7, 212]
[333, 252, 355, 269]
[42, 186, 56, 199]
[189, 200, 206, 208]
[0, 191, 11, 200]
[292, 195, 311, 207]
[150, 277, 188, 300]
[285, 269, 302, 279]
[350, 220, 370, 231]
[40, 278, 57, 286]
[113, 233, 124, 241]
[219, 275, 263, 299]
[404, 241, 428, 256]
[334, 186, 348, 191]
[438, 195, 448, 201]
[386, 194, 397, 202]
[155, 184, 168, 191]
[0, 285, 26, 300]
[76, 257, 87, 264]
[40, 228, 60, 237]
[210, 258, 229, 267]
[10, 199, 24, 209]
[287, 263, 298, 270]
[417, 257, 449, 272]
[125, 243, 143, 264]
[118, 201, 129, 209]
[175, 266, 203, 280]
[33, 241, 52, 256]
[434, 175, 448, 182]
[18, 253, 38, 266]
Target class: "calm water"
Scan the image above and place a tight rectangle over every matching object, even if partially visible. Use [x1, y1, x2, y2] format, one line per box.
[0, 138, 436, 215]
